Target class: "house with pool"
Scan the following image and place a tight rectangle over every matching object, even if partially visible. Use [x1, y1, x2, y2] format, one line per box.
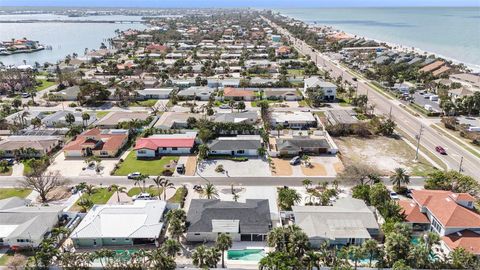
[186, 199, 272, 242]
[71, 200, 167, 248]
[291, 197, 380, 247]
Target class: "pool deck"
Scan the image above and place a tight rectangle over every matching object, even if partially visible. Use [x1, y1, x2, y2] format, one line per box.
[225, 242, 270, 268]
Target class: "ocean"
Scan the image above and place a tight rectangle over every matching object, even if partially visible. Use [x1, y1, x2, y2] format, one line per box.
[0, 14, 147, 66]
[275, 7, 480, 70]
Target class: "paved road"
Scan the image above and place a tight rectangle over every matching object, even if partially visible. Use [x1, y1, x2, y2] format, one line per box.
[264, 17, 480, 181]
[0, 175, 427, 188]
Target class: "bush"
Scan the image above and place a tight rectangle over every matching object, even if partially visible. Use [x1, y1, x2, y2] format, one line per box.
[162, 169, 174, 176]
[215, 164, 225, 173]
[68, 102, 77, 107]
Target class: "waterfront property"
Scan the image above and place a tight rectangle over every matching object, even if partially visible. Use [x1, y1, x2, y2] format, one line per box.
[71, 200, 167, 248]
[186, 199, 272, 242]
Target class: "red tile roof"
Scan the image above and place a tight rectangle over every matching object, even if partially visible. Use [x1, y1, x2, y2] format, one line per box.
[223, 87, 254, 97]
[442, 230, 480, 255]
[398, 200, 430, 224]
[63, 128, 127, 152]
[134, 138, 195, 150]
[411, 190, 480, 228]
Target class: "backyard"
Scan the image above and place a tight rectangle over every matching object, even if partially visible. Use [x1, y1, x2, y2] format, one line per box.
[334, 136, 438, 176]
[35, 79, 56, 91]
[114, 151, 179, 176]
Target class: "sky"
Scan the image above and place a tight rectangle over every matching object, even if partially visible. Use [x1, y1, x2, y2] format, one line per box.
[0, 0, 479, 8]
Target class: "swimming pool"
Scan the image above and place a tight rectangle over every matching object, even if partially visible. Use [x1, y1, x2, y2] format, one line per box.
[227, 249, 265, 261]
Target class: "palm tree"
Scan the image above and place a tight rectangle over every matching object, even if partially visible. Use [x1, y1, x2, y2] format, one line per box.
[390, 167, 410, 190]
[302, 251, 320, 270]
[81, 112, 90, 128]
[93, 249, 115, 269]
[159, 178, 175, 200]
[302, 179, 312, 190]
[198, 182, 218, 199]
[362, 239, 379, 267]
[151, 176, 165, 199]
[216, 233, 233, 268]
[205, 248, 221, 268]
[277, 187, 301, 210]
[192, 245, 209, 268]
[162, 239, 180, 257]
[65, 112, 75, 126]
[110, 184, 126, 203]
[348, 245, 365, 270]
[132, 174, 149, 193]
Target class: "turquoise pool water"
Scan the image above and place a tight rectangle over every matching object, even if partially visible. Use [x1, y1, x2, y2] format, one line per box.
[227, 249, 265, 261]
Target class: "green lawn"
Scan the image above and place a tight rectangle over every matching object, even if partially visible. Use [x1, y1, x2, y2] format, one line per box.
[127, 187, 163, 197]
[114, 151, 179, 176]
[297, 100, 310, 107]
[0, 188, 32, 200]
[168, 186, 187, 203]
[251, 100, 283, 107]
[287, 69, 304, 76]
[72, 188, 114, 211]
[95, 111, 111, 119]
[129, 99, 158, 107]
[0, 254, 9, 266]
[35, 79, 56, 91]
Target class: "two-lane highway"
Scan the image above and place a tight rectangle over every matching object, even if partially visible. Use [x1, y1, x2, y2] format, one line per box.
[265, 17, 480, 180]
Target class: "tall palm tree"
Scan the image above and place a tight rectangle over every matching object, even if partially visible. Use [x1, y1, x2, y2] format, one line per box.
[362, 239, 379, 268]
[81, 112, 90, 128]
[216, 233, 232, 268]
[192, 245, 208, 268]
[205, 248, 221, 268]
[151, 176, 165, 199]
[162, 239, 181, 258]
[110, 184, 126, 203]
[348, 245, 365, 270]
[132, 174, 149, 193]
[199, 182, 218, 199]
[159, 178, 175, 200]
[390, 167, 410, 190]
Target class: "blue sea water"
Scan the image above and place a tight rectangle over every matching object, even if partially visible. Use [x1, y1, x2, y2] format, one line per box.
[275, 7, 480, 70]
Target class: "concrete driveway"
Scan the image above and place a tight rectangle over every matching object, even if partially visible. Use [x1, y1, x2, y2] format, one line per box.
[47, 152, 120, 177]
[197, 158, 271, 177]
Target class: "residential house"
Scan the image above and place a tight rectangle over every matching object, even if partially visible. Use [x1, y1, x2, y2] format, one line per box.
[154, 112, 201, 130]
[292, 197, 380, 247]
[0, 136, 62, 158]
[71, 200, 167, 247]
[270, 111, 317, 129]
[134, 132, 197, 158]
[448, 86, 474, 101]
[177, 86, 215, 101]
[95, 111, 152, 129]
[50, 85, 81, 101]
[398, 200, 430, 231]
[325, 110, 359, 126]
[406, 190, 480, 256]
[186, 199, 272, 242]
[207, 135, 262, 156]
[63, 128, 128, 158]
[269, 131, 338, 156]
[264, 88, 302, 101]
[304, 77, 337, 101]
[223, 87, 255, 101]
[210, 111, 259, 125]
[42, 111, 97, 128]
[450, 73, 480, 89]
[5, 110, 46, 126]
[0, 197, 64, 248]
[136, 88, 174, 100]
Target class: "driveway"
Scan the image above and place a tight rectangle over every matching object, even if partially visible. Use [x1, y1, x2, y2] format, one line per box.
[270, 155, 342, 177]
[47, 152, 120, 177]
[197, 158, 271, 177]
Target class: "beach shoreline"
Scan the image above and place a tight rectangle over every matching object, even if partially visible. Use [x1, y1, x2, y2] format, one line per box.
[278, 12, 480, 73]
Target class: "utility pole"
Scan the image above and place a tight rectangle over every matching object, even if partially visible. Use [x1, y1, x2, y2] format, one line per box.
[414, 125, 424, 162]
[458, 156, 464, 172]
[389, 106, 392, 120]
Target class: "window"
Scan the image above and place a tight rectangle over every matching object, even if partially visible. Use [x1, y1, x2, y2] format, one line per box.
[172, 147, 178, 150]
[112, 238, 116, 242]
[237, 150, 245, 154]
[162, 147, 167, 150]
[138, 150, 146, 154]
[100, 151, 108, 156]
[194, 233, 201, 236]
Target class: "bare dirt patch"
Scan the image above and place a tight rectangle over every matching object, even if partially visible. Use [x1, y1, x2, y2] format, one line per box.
[301, 163, 327, 176]
[185, 156, 197, 176]
[334, 136, 436, 176]
[271, 158, 293, 176]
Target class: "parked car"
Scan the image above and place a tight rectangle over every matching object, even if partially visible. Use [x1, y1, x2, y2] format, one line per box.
[132, 193, 155, 201]
[1, 158, 14, 165]
[406, 189, 414, 198]
[435, 146, 447, 155]
[289, 156, 301, 165]
[21, 93, 30, 98]
[193, 185, 202, 191]
[176, 163, 185, 174]
[352, 77, 358, 82]
[390, 191, 400, 200]
[127, 172, 141, 179]
[219, 104, 231, 109]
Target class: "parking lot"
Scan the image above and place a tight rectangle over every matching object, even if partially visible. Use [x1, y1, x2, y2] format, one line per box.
[412, 92, 441, 112]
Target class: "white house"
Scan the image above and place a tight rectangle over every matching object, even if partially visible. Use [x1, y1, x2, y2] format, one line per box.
[134, 132, 197, 158]
[136, 88, 174, 100]
[304, 77, 337, 101]
[270, 111, 317, 129]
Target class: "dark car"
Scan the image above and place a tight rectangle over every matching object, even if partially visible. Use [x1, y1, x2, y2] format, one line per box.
[435, 146, 447, 155]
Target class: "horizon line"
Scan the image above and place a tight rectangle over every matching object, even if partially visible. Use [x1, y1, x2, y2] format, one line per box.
[1, 5, 479, 8]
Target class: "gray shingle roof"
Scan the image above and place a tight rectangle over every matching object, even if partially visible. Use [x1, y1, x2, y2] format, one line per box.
[277, 138, 330, 151]
[187, 199, 271, 234]
[207, 136, 261, 151]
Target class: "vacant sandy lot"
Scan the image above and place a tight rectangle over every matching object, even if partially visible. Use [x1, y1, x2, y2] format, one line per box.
[334, 136, 436, 176]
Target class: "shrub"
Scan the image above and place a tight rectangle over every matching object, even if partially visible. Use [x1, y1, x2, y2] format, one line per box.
[162, 169, 174, 176]
[215, 164, 225, 173]
[68, 102, 77, 107]
[393, 185, 409, 195]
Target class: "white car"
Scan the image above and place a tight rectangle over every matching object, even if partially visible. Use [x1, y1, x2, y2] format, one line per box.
[390, 191, 400, 200]
[219, 104, 231, 109]
[289, 156, 301, 165]
[132, 193, 156, 201]
[127, 172, 141, 179]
